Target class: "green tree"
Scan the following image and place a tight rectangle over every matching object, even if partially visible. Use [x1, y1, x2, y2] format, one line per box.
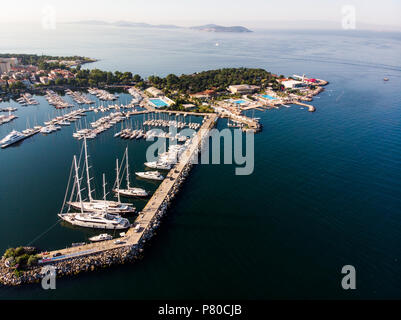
[133, 74, 142, 82]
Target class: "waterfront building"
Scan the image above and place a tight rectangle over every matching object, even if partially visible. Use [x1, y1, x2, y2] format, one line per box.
[182, 104, 196, 110]
[145, 86, 164, 97]
[190, 89, 216, 99]
[228, 84, 260, 94]
[281, 80, 307, 89]
[0, 58, 19, 74]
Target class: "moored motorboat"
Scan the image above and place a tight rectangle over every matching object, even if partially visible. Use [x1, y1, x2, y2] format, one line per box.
[89, 233, 113, 242]
[135, 171, 164, 181]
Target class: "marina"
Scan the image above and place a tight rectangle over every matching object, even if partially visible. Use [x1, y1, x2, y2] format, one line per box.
[0, 18, 399, 300]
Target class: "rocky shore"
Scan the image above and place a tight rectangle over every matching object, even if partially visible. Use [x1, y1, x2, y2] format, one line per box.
[0, 245, 143, 286]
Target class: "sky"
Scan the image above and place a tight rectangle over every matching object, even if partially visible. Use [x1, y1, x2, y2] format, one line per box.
[1, 0, 401, 30]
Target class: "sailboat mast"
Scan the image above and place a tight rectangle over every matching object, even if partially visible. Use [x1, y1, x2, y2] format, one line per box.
[116, 158, 121, 203]
[103, 173, 107, 202]
[84, 138, 93, 202]
[126, 147, 130, 189]
[73, 155, 85, 214]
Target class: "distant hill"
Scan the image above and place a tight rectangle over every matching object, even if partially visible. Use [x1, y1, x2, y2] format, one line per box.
[190, 24, 253, 33]
[69, 21, 252, 33]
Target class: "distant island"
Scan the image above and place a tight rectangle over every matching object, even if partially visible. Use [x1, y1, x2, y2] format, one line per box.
[190, 24, 252, 33]
[69, 20, 253, 33]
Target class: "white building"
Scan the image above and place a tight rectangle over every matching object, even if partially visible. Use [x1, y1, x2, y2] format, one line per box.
[0, 58, 19, 74]
[228, 84, 260, 94]
[281, 80, 306, 89]
[145, 86, 164, 97]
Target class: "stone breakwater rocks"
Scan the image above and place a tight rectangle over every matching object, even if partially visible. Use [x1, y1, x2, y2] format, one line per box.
[0, 245, 142, 286]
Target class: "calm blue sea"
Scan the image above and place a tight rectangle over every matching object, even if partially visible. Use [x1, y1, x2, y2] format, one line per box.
[0, 23, 401, 299]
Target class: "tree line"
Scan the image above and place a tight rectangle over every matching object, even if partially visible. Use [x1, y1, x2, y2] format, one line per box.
[147, 68, 276, 94]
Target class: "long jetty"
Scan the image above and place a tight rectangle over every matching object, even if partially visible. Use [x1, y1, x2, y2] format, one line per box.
[39, 113, 218, 264]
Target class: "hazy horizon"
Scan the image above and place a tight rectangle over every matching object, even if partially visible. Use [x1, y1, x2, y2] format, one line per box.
[1, 0, 401, 32]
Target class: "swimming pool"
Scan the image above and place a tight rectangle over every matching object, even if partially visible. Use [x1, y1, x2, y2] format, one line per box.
[149, 98, 169, 107]
[233, 100, 246, 104]
[261, 94, 277, 100]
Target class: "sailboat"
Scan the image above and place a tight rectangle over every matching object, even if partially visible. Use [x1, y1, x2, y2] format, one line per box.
[113, 147, 149, 198]
[66, 138, 136, 214]
[58, 156, 131, 230]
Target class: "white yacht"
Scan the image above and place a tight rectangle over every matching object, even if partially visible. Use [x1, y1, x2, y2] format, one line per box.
[59, 212, 130, 230]
[0, 130, 26, 148]
[66, 139, 135, 214]
[113, 148, 149, 198]
[135, 171, 164, 181]
[67, 200, 135, 214]
[58, 155, 131, 230]
[144, 161, 172, 170]
[89, 233, 113, 242]
[40, 126, 54, 134]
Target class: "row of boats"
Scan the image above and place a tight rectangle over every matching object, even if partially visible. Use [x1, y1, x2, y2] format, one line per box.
[0, 107, 18, 112]
[0, 112, 18, 126]
[93, 104, 138, 113]
[143, 113, 201, 130]
[16, 93, 39, 106]
[41, 108, 89, 133]
[65, 89, 94, 104]
[143, 140, 191, 171]
[88, 88, 118, 101]
[58, 139, 173, 230]
[0, 108, 91, 147]
[73, 112, 127, 140]
[115, 127, 189, 143]
[127, 87, 144, 105]
[45, 90, 74, 109]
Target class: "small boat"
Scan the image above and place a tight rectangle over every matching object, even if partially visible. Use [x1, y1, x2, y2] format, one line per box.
[113, 148, 149, 198]
[134, 224, 141, 233]
[144, 161, 172, 170]
[40, 126, 54, 134]
[384, 78, 389, 81]
[89, 233, 113, 242]
[135, 171, 164, 181]
[71, 242, 86, 247]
